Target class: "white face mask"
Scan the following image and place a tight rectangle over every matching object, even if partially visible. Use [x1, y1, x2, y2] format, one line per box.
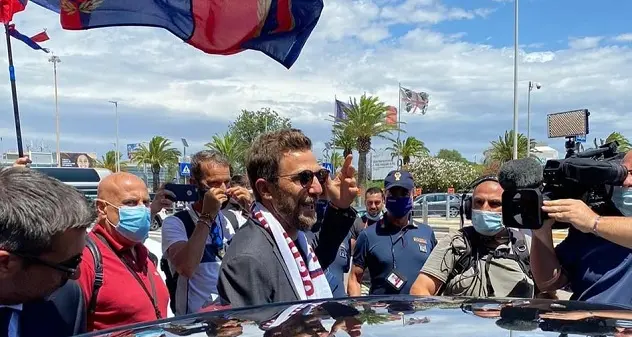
[365, 210, 384, 221]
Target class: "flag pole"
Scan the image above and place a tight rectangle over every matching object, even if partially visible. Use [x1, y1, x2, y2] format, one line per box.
[397, 82, 402, 168]
[4, 23, 24, 158]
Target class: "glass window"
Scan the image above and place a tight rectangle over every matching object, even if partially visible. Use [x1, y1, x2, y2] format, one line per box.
[435, 194, 447, 202]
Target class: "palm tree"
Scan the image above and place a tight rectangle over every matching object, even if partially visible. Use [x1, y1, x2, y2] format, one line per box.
[484, 130, 535, 165]
[205, 132, 246, 172]
[330, 127, 355, 157]
[96, 150, 127, 172]
[604, 132, 631, 152]
[131, 136, 181, 191]
[333, 94, 399, 189]
[387, 136, 429, 165]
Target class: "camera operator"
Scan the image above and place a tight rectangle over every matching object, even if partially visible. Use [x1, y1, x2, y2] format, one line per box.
[531, 150, 632, 308]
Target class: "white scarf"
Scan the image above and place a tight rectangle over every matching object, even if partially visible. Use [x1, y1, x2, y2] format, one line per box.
[252, 202, 333, 300]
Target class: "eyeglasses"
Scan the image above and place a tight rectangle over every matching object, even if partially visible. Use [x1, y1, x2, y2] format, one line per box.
[12, 252, 82, 278]
[279, 169, 329, 188]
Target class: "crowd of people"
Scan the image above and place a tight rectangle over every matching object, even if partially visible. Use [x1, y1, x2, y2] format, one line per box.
[1, 128, 631, 337]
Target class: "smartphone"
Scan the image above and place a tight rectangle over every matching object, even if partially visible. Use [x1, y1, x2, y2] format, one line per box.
[164, 183, 199, 202]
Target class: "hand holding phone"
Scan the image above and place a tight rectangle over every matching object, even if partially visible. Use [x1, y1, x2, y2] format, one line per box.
[164, 183, 199, 202]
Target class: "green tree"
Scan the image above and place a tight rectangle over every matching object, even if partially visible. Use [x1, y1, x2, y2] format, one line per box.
[407, 156, 478, 192]
[594, 132, 632, 152]
[436, 149, 468, 163]
[484, 130, 535, 165]
[387, 136, 429, 165]
[205, 132, 247, 173]
[96, 150, 127, 172]
[329, 127, 355, 157]
[333, 94, 399, 189]
[131, 136, 181, 191]
[228, 108, 292, 145]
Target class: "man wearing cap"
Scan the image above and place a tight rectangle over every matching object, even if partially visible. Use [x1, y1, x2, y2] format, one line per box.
[348, 170, 437, 295]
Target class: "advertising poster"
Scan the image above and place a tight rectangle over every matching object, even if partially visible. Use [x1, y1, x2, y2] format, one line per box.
[60, 152, 97, 168]
[127, 143, 142, 159]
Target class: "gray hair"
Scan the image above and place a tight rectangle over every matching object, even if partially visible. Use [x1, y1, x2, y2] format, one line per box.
[0, 168, 96, 255]
[190, 150, 231, 182]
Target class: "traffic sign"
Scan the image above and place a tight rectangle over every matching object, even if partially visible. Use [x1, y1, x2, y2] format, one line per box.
[576, 134, 587, 143]
[322, 162, 334, 173]
[179, 162, 191, 176]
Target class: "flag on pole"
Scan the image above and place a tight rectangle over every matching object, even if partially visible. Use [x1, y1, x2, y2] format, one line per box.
[335, 99, 352, 120]
[29, 29, 49, 42]
[8, 24, 50, 52]
[400, 87, 429, 115]
[30, 0, 323, 68]
[385, 105, 397, 125]
[0, 0, 27, 24]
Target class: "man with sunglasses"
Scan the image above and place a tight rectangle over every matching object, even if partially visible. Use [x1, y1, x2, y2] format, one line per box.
[348, 170, 437, 296]
[218, 129, 359, 307]
[0, 167, 95, 337]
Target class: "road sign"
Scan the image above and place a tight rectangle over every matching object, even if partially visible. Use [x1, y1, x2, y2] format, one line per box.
[179, 162, 191, 176]
[576, 134, 587, 143]
[322, 162, 334, 173]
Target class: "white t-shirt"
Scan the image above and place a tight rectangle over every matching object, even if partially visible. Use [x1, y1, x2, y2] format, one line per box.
[161, 205, 235, 315]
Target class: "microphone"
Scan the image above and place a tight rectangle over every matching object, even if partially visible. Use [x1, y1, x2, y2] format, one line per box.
[498, 157, 543, 190]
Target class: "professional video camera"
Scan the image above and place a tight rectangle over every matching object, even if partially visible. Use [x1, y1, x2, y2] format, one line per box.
[499, 141, 628, 229]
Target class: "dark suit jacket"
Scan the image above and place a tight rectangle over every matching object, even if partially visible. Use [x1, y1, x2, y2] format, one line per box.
[218, 206, 357, 307]
[19, 281, 86, 337]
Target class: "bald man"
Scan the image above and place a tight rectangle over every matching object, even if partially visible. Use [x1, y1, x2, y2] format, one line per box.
[76, 172, 170, 332]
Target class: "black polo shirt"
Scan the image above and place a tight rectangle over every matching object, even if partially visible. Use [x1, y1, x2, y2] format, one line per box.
[353, 216, 437, 295]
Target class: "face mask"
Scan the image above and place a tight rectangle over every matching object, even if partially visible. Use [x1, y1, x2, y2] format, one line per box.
[612, 186, 632, 216]
[471, 210, 504, 236]
[385, 196, 412, 218]
[106, 203, 151, 243]
[365, 210, 384, 221]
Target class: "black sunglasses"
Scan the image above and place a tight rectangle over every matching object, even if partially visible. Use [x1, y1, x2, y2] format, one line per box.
[12, 252, 82, 278]
[280, 169, 329, 187]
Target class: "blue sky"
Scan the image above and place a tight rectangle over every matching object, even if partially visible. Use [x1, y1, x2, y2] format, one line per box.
[1, 0, 631, 165]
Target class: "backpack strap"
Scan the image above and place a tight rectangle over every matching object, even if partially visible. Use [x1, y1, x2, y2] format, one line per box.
[162, 209, 197, 314]
[86, 236, 103, 315]
[439, 226, 479, 295]
[508, 229, 532, 279]
[221, 207, 239, 234]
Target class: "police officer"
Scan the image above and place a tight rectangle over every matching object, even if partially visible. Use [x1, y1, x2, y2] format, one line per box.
[348, 170, 437, 295]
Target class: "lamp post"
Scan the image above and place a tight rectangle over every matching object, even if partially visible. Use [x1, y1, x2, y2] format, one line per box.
[108, 101, 119, 172]
[181, 138, 189, 183]
[511, 0, 520, 160]
[526, 81, 541, 156]
[49, 54, 61, 167]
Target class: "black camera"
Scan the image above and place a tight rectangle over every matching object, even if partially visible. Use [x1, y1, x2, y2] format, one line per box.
[501, 141, 628, 229]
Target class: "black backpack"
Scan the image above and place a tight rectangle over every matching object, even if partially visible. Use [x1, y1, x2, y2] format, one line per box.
[85, 233, 159, 315]
[160, 209, 238, 314]
[440, 226, 532, 296]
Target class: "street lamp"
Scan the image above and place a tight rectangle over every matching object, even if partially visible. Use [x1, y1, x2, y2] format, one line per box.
[49, 54, 61, 167]
[108, 101, 119, 172]
[511, 0, 520, 160]
[526, 81, 542, 156]
[181, 138, 188, 183]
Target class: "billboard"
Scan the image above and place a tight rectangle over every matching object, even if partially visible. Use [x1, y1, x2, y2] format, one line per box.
[127, 143, 142, 159]
[60, 152, 97, 168]
[370, 149, 397, 181]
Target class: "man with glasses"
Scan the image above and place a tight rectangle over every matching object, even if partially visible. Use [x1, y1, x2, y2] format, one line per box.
[77, 172, 169, 331]
[217, 129, 359, 307]
[0, 167, 94, 337]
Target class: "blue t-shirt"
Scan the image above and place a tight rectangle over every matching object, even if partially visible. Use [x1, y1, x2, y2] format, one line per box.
[353, 218, 437, 295]
[325, 231, 352, 298]
[556, 227, 632, 309]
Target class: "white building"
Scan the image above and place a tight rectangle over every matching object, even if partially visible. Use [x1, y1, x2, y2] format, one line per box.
[530, 144, 560, 164]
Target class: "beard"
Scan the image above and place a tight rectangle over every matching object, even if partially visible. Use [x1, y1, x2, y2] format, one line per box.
[271, 187, 317, 232]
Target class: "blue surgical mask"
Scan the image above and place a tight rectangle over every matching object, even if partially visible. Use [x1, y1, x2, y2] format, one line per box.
[385, 196, 412, 218]
[471, 210, 504, 236]
[612, 186, 632, 217]
[105, 203, 151, 243]
[365, 210, 384, 222]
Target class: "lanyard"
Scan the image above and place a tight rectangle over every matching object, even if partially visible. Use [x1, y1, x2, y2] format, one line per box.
[94, 234, 162, 320]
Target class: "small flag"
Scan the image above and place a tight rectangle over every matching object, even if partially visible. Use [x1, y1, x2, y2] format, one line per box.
[400, 87, 429, 115]
[385, 106, 397, 125]
[30, 0, 323, 69]
[0, 0, 27, 24]
[29, 29, 49, 43]
[8, 24, 50, 53]
[335, 99, 352, 120]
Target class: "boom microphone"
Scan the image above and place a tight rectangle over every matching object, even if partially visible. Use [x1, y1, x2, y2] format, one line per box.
[498, 157, 544, 190]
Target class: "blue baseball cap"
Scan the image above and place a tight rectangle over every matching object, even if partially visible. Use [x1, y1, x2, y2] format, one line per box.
[384, 170, 415, 191]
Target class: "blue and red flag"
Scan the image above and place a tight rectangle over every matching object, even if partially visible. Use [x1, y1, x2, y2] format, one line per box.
[0, 0, 27, 23]
[30, 0, 323, 68]
[8, 24, 50, 52]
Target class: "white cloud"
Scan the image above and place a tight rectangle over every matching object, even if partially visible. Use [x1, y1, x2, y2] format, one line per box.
[614, 33, 632, 42]
[1, 0, 631, 162]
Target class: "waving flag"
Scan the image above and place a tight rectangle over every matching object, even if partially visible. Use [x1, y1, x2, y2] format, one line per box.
[335, 99, 352, 120]
[8, 24, 49, 52]
[30, 0, 323, 68]
[0, 0, 27, 23]
[400, 87, 429, 115]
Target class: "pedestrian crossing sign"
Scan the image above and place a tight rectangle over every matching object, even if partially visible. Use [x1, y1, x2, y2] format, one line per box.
[179, 162, 191, 176]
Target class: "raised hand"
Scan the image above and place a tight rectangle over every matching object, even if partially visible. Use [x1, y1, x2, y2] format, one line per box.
[327, 154, 359, 209]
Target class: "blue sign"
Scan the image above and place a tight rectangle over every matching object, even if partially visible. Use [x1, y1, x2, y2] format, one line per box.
[126, 143, 141, 159]
[576, 134, 587, 143]
[179, 162, 191, 176]
[322, 162, 334, 173]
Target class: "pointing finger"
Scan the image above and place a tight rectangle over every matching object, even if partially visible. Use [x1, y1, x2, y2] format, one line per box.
[342, 154, 353, 177]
